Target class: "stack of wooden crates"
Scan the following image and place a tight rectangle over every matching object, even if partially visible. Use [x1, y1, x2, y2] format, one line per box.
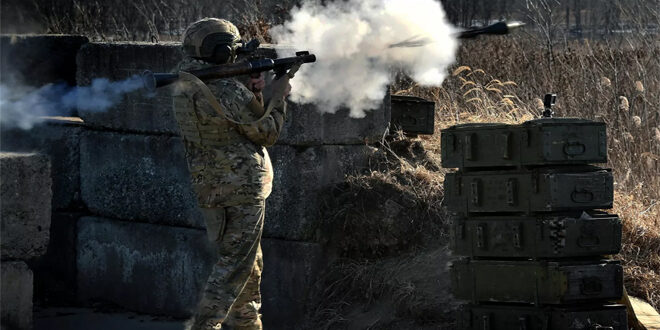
[441, 117, 628, 329]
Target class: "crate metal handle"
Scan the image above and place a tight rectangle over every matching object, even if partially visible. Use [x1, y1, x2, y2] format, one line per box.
[563, 139, 586, 156]
[571, 189, 594, 203]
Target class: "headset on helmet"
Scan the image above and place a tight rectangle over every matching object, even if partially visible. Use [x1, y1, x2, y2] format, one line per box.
[182, 18, 242, 64]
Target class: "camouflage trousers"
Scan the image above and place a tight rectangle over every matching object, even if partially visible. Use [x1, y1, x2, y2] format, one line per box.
[188, 201, 265, 330]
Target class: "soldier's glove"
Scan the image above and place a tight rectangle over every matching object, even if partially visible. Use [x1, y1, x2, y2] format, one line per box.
[263, 75, 290, 102]
[263, 62, 301, 103]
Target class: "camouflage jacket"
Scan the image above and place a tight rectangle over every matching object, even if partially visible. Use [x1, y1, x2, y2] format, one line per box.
[173, 58, 287, 207]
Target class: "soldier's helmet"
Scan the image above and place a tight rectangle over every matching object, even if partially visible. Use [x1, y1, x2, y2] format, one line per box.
[182, 18, 242, 64]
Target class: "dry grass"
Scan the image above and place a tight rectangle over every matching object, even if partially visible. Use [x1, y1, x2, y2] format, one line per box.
[308, 248, 456, 330]
[615, 191, 660, 309]
[319, 137, 449, 260]
[311, 138, 455, 328]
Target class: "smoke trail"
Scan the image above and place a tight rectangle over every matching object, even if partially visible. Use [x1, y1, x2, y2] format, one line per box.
[271, 0, 458, 118]
[0, 76, 145, 129]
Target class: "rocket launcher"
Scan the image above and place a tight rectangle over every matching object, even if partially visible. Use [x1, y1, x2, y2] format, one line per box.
[142, 51, 316, 92]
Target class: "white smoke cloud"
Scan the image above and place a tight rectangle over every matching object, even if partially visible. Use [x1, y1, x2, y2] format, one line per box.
[0, 76, 145, 130]
[271, 0, 458, 118]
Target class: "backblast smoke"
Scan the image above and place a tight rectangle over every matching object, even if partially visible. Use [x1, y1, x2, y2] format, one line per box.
[271, 0, 458, 118]
[0, 76, 145, 130]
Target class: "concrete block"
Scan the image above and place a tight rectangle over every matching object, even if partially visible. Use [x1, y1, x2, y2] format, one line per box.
[0, 35, 88, 86]
[0, 152, 51, 260]
[1, 261, 33, 330]
[76, 42, 183, 133]
[79, 130, 204, 228]
[76, 217, 215, 317]
[265, 145, 376, 241]
[261, 239, 324, 329]
[0, 118, 83, 210]
[278, 94, 391, 146]
[31, 213, 80, 303]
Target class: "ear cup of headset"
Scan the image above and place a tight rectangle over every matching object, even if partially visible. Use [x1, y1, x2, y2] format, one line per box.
[209, 44, 234, 64]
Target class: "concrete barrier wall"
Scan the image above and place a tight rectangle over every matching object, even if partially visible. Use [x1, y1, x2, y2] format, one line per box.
[0, 153, 52, 330]
[1, 119, 83, 210]
[0, 153, 52, 260]
[1, 262, 33, 330]
[1, 37, 85, 329]
[1, 120, 85, 304]
[2, 36, 389, 328]
[79, 130, 204, 228]
[266, 144, 376, 240]
[77, 216, 215, 317]
[261, 239, 324, 328]
[31, 212, 81, 303]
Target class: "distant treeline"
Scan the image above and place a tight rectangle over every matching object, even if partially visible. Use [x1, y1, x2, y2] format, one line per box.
[0, 0, 658, 41]
[0, 0, 293, 41]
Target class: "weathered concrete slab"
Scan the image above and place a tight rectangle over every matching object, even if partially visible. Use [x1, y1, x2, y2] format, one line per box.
[0, 118, 83, 210]
[76, 217, 215, 317]
[0, 35, 88, 86]
[265, 144, 376, 241]
[0, 152, 51, 260]
[76, 42, 183, 133]
[31, 213, 80, 303]
[76, 216, 324, 325]
[1, 261, 34, 330]
[278, 93, 391, 146]
[261, 239, 324, 329]
[79, 130, 204, 228]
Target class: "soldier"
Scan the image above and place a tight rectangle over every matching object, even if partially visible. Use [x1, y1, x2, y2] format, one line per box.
[173, 18, 296, 330]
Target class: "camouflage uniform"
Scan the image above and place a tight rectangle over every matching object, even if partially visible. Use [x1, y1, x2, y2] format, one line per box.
[174, 19, 288, 330]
